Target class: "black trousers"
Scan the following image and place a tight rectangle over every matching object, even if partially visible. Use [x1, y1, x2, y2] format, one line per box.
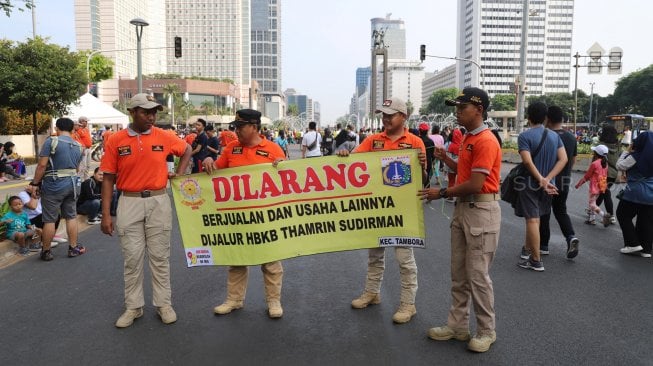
[596, 177, 616, 215]
[616, 199, 653, 254]
[540, 188, 576, 248]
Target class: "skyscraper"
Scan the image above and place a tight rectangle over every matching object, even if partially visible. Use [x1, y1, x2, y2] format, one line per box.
[166, 0, 251, 107]
[356, 67, 371, 97]
[456, 0, 574, 96]
[75, 0, 167, 102]
[251, 0, 283, 120]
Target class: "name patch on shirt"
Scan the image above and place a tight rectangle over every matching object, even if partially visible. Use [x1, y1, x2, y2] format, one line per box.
[232, 146, 243, 155]
[372, 140, 385, 149]
[398, 143, 413, 149]
[152, 145, 164, 152]
[256, 150, 269, 157]
[118, 146, 132, 156]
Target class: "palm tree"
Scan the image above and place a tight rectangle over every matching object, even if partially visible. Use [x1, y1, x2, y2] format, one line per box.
[180, 99, 195, 126]
[162, 83, 181, 124]
[200, 100, 214, 120]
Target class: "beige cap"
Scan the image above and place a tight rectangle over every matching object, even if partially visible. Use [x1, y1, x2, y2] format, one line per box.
[127, 93, 163, 111]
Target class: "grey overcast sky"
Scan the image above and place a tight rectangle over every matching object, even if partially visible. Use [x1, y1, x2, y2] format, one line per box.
[0, 0, 650, 123]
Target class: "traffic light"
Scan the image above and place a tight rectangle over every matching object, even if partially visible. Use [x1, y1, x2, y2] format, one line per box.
[174, 36, 182, 58]
[420, 44, 426, 61]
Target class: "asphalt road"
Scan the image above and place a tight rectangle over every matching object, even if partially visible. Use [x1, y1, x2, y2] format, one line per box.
[0, 145, 651, 366]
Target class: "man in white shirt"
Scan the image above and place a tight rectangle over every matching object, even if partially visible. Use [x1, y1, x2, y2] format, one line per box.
[301, 121, 322, 158]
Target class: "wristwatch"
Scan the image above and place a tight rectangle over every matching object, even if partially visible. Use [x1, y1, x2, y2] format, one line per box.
[29, 181, 41, 187]
[439, 187, 448, 199]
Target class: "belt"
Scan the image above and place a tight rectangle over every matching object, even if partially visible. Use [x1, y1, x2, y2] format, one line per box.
[44, 168, 78, 178]
[458, 193, 500, 202]
[121, 189, 167, 198]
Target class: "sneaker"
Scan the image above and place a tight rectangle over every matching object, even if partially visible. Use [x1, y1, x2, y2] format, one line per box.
[468, 331, 497, 353]
[520, 246, 531, 260]
[602, 214, 612, 227]
[267, 300, 283, 319]
[610, 216, 616, 224]
[40, 249, 53, 261]
[518, 257, 544, 272]
[392, 303, 416, 324]
[584, 219, 596, 225]
[157, 306, 177, 324]
[87, 218, 101, 225]
[567, 237, 580, 259]
[52, 235, 67, 243]
[28, 242, 42, 252]
[18, 247, 30, 256]
[620, 245, 643, 254]
[351, 291, 381, 309]
[213, 300, 244, 315]
[50, 241, 59, 249]
[68, 245, 86, 257]
[540, 247, 550, 255]
[641, 253, 652, 258]
[427, 325, 471, 341]
[115, 308, 144, 328]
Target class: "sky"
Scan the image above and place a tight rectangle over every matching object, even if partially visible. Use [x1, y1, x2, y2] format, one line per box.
[0, 0, 650, 123]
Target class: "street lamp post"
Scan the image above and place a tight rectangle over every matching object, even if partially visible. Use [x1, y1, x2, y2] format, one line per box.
[130, 17, 149, 94]
[588, 82, 595, 131]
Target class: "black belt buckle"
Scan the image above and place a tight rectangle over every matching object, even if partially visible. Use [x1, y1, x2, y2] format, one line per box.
[141, 190, 151, 198]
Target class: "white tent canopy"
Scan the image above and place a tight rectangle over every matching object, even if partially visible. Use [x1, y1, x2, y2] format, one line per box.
[62, 93, 129, 128]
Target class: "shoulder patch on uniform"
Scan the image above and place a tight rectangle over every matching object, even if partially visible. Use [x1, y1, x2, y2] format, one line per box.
[372, 140, 385, 149]
[255, 149, 269, 157]
[232, 146, 243, 155]
[118, 146, 132, 156]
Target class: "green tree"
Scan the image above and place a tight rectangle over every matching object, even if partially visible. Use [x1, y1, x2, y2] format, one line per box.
[406, 100, 414, 118]
[421, 88, 458, 115]
[200, 100, 214, 120]
[287, 104, 299, 117]
[491, 94, 516, 111]
[611, 64, 653, 116]
[180, 99, 194, 125]
[78, 51, 114, 82]
[1, 0, 32, 17]
[162, 83, 181, 123]
[0, 37, 86, 155]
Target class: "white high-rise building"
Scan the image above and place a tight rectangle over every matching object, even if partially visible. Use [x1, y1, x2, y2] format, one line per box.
[422, 64, 457, 106]
[166, 0, 251, 108]
[387, 60, 425, 117]
[456, 0, 574, 96]
[75, 0, 167, 103]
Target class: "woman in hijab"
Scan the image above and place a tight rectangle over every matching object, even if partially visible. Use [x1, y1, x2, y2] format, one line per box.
[615, 131, 653, 258]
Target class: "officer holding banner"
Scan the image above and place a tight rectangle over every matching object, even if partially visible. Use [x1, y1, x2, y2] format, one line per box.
[418, 87, 501, 353]
[202, 108, 287, 319]
[337, 96, 426, 324]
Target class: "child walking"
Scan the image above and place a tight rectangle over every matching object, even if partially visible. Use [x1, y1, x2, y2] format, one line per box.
[1, 196, 40, 256]
[575, 145, 610, 226]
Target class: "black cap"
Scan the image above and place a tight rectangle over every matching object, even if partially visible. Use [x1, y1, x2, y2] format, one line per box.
[445, 87, 490, 110]
[233, 109, 261, 127]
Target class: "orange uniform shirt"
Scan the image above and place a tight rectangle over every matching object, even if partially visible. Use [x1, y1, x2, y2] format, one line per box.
[100, 126, 188, 191]
[455, 127, 501, 193]
[185, 133, 197, 146]
[102, 129, 114, 145]
[219, 130, 238, 147]
[354, 128, 426, 154]
[73, 127, 93, 148]
[215, 135, 285, 169]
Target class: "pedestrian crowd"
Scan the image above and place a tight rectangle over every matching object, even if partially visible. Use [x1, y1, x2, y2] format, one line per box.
[3, 88, 651, 356]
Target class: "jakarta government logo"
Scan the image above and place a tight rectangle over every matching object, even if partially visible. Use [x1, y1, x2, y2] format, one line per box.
[179, 178, 205, 209]
[381, 156, 412, 187]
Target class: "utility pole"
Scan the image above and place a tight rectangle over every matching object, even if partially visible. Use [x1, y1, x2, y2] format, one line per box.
[516, 0, 529, 134]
